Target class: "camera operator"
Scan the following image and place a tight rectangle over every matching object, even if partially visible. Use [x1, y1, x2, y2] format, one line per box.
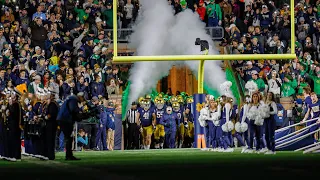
[56, 92, 90, 160]
[83, 96, 101, 150]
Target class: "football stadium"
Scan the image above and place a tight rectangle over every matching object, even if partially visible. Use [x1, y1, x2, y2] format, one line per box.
[1, 0, 320, 179]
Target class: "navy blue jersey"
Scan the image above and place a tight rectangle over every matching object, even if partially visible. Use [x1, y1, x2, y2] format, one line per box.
[138, 107, 154, 127]
[309, 102, 320, 118]
[174, 108, 183, 124]
[154, 108, 165, 124]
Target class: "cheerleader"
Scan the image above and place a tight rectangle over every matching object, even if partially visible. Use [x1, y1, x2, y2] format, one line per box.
[235, 95, 250, 153]
[208, 96, 221, 150]
[218, 81, 235, 152]
[203, 95, 210, 148]
[258, 93, 268, 153]
[220, 96, 234, 152]
[199, 97, 221, 151]
[246, 92, 263, 153]
[264, 92, 277, 154]
[205, 95, 215, 148]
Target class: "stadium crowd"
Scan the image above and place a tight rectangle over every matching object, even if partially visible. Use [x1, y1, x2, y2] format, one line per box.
[0, 0, 320, 161]
[0, 0, 136, 161]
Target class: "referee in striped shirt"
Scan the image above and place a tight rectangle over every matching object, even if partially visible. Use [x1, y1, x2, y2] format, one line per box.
[126, 102, 140, 149]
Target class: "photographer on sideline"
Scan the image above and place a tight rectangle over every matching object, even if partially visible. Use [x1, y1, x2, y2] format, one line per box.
[83, 96, 101, 150]
[57, 92, 90, 161]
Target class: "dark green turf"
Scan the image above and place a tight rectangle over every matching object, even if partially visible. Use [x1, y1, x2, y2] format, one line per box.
[1, 149, 319, 180]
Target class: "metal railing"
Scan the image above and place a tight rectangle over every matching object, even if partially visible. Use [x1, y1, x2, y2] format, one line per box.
[105, 27, 224, 42]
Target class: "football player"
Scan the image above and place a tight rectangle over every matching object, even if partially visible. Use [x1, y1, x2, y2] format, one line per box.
[153, 97, 166, 149]
[145, 94, 155, 109]
[136, 100, 156, 149]
[172, 101, 184, 148]
[180, 96, 194, 148]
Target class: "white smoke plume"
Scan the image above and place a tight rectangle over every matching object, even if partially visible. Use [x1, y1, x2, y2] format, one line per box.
[127, 0, 176, 107]
[168, 10, 226, 94]
[127, 0, 226, 109]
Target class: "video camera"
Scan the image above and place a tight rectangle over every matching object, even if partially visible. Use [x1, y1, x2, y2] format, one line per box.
[195, 38, 209, 52]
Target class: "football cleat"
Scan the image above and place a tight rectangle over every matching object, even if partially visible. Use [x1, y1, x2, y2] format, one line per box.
[224, 148, 234, 153]
[7, 158, 17, 162]
[216, 148, 224, 152]
[40, 156, 49, 161]
[241, 147, 248, 153]
[22, 153, 30, 156]
[246, 149, 254, 154]
[265, 151, 276, 155]
[260, 148, 268, 153]
[179, 142, 183, 148]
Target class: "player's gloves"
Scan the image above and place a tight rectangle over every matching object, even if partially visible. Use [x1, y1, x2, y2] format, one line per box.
[139, 127, 143, 133]
[153, 124, 156, 129]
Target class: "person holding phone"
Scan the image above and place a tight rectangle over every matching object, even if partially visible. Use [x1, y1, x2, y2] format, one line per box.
[77, 129, 88, 151]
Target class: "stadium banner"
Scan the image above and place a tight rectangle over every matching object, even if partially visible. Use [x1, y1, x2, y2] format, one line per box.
[192, 94, 206, 148]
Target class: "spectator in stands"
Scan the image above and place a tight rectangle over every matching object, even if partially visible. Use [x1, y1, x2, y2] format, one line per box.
[250, 70, 265, 93]
[28, 75, 44, 95]
[77, 129, 88, 151]
[195, 0, 206, 22]
[0, 69, 6, 91]
[123, 0, 134, 28]
[103, 2, 113, 29]
[220, 0, 232, 19]
[91, 74, 105, 98]
[281, 74, 297, 97]
[206, 0, 222, 27]
[240, 61, 260, 82]
[267, 70, 282, 101]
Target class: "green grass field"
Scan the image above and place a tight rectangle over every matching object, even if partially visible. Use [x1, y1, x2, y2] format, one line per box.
[0, 149, 320, 180]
